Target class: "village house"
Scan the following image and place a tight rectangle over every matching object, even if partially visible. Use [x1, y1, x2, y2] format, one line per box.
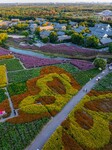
[69, 21, 78, 27]
[73, 26, 85, 33]
[54, 23, 66, 30]
[39, 25, 54, 31]
[58, 35, 71, 42]
[97, 10, 112, 21]
[0, 21, 10, 28]
[11, 19, 20, 22]
[30, 23, 38, 32]
[40, 30, 51, 39]
[57, 31, 65, 36]
[100, 37, 112, 45]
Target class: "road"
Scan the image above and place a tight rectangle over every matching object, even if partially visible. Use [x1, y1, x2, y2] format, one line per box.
[26, 66, 110, 150]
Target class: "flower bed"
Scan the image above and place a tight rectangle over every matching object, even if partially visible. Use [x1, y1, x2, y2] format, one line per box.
[70, 59, 95, 70]
[43, 92, 112, 150]
[0, 59, 24, 71]
[8, 66, 80, 123]
[0, 55, 14, 60]
[39, 44, 99, 57]
[0, 47, 12, 56]
[0, 65, 7, 87]
[0, 118, 50, 150]
[15, 53, 63, 68]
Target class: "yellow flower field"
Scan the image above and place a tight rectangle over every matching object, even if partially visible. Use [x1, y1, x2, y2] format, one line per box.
[0, 65, 7, 87]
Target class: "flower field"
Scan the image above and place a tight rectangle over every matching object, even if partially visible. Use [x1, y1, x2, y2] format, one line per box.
[0, 65, 7, 87]
[43, 71, 112, 150]
[7, 66, 80, 123]
[39, 44, 99, 57]
[0, 45, 111, 150]
[0, 47, 11, 56]
[0, 58, 24, 71]
[70, 59, 95, 70]
[15, 53, 64, 68]
[0, 118, 50, 150]
[43, 91, 112, 150]
[0, 54, 14, 60]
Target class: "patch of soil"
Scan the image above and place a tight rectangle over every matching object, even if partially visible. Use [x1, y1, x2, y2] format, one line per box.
[36, 96, 56, 105]
[75, 110, 93, 130]
[47, 77, 66, 94]
[84, 98, 112, 113]
[62, 129, 83, 150]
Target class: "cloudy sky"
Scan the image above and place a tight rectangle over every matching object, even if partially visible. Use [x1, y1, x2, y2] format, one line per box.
[0, 0, 111, 3]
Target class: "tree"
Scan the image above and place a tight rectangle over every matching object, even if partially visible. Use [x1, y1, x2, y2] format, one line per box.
[94, 58, 107, 70]
[42, 37, 49, 43]
[108, 43, 112, 53]
[71, 32, 84, 45]
[22, 31, 29, 37]
[85, 36, 99, 48]
[35, 27, 41, 35]
[49, 32, 58, 43]
[0, 33, 8, 45]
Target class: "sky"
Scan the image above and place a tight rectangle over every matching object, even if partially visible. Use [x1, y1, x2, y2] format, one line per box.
[0, 0, 112, 3]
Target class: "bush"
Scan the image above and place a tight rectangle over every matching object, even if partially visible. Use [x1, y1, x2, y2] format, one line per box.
[42, 37, 49, 43]
[94, 58, 107, 70]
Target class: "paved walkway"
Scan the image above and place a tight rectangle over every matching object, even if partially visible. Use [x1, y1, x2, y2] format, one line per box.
[26, 67, 110, 150]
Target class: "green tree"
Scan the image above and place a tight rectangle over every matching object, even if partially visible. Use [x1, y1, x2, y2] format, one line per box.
[108, 43, 112, 53]
[49, 32, 58, 43]
[71, 32, 84, 45]
[35, 27, 41, 35]
[85, 35, 99, 48]
[22, 31, 29, 37]
[94, 58, 107, 70]
[0, 33, 8, 45]
[42, 37, 49, 43]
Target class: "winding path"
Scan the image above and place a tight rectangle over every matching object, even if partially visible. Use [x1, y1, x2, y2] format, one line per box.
[26, 66, 111, 150]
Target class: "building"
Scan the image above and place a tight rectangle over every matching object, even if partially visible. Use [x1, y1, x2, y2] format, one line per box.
[69, 21, 78, 27]
[97, 10, 112, 21]
[0, 21, 10, 28]
[39, 26, 54, 31]
[30, 24, 38, 32]
[58, 35, 71, 42]
[100, 37, 112, 45]
[54, 23, 66, 30]
[57, 31, 65, 36]
[11, 19, 20, 22]
[40, 31, 51, 39]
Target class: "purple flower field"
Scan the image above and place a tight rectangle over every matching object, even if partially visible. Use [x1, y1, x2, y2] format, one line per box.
[70, 59, 95, 70]
[39, 44, 98, 57]
[15, 53, 63, 68]
[0, 47, 12, 56]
